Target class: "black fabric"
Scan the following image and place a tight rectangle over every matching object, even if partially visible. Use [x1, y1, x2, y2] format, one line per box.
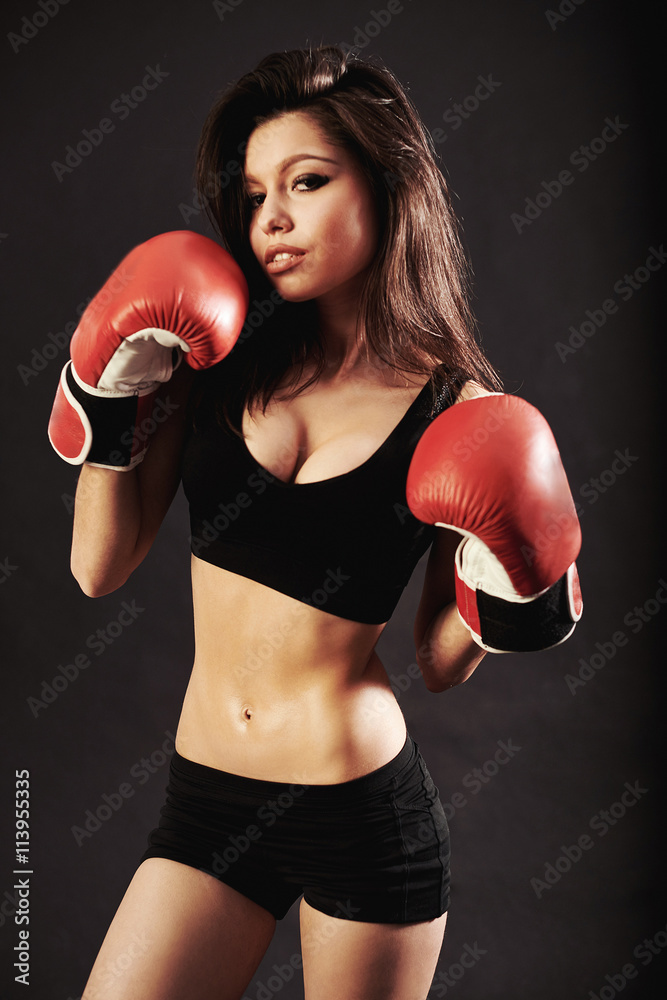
[66, 361, 140, 467]
[181, 367, 462, 624]
[139, 734, 450, 923]
[477, 572, 575, 652]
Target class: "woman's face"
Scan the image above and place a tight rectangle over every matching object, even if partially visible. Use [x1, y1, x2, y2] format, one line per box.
[244, 111, 379, 305]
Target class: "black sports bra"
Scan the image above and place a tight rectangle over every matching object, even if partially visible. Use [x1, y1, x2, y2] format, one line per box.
[181, 368, 462, 624]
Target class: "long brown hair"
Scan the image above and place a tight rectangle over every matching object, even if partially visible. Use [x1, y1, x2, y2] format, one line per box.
[194, 45, 502, 425]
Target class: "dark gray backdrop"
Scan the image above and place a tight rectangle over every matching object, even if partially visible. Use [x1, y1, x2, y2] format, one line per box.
[1, 0, 664, 997]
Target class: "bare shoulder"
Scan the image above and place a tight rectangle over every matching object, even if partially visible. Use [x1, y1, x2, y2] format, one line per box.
[454, 379, 502, 404]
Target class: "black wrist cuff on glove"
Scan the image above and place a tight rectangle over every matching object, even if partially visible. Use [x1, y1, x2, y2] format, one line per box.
[65, 362, 145, 469]
[474, 572, 577, 653]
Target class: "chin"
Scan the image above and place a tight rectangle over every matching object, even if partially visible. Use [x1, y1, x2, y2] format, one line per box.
[267, 283, 316, 304]
[286, 291, 318, 304]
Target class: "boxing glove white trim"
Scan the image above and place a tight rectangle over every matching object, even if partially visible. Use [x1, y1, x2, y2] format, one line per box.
[439, 527, 583, 653]
[566, 562, 583, 622]
[96, 328, 188, 393]
[49, 361, 93, 464]
[50, 360, 157, 470]
[84, 453, 146, 472]
[68, 356, 155, 399]
[439, 523, 553, 602]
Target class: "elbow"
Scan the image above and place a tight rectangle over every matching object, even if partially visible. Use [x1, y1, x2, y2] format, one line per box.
[423, 675, 445, 694]
[418, 651, 485, 693]
[70, 556, 128, 599]
[75, 578, 115, 599]
[423, 673, 466, 694]
[417, 654, 464, 694]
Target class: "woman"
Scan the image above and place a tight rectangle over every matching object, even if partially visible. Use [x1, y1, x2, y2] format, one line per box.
[53, 46, 578, 1000]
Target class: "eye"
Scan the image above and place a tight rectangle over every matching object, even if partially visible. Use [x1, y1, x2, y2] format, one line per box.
[246, 173, 329, 211]
[292, 173, 329, 192]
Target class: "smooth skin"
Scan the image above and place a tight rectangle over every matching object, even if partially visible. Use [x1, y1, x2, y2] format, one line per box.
[77, 112, 488, 999]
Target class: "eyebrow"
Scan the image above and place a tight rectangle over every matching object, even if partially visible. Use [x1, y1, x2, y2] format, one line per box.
[244, 153, 339, 183]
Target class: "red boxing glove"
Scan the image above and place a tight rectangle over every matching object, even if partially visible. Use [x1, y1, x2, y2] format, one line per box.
[406, 394, 583, 653]
[48, 230, 248, 470]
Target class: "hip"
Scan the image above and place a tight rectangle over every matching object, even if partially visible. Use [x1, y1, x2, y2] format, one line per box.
[141, 731, 451, 922]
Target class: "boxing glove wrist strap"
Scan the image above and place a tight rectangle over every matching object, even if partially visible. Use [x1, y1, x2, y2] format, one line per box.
[53, 361, 158, 471]
[454, 535, 582, 653]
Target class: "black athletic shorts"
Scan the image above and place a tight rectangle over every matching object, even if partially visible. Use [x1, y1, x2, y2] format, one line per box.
[139, 733, 450, 923]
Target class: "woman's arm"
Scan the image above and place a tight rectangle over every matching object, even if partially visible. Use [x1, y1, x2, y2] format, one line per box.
[410, 376, 582, 666]
[70, 364, 195, 597]
[413, 526, 487, 692]
[56, 232, 247, 598]
[411, 379, 494, 691]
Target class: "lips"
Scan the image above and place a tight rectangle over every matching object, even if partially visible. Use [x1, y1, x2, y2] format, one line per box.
[265, 243, 307, 274]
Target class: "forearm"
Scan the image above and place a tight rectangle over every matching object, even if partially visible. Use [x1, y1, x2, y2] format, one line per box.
[70, 464, 143, 597]
[68, 367, 193, 597]
[416, 600, 487, 692]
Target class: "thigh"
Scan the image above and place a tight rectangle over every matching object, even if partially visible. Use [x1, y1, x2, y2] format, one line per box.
[82, 858, 276, 1000]
[300, 898, 447, 1000]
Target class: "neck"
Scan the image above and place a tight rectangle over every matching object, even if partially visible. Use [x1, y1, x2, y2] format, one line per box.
[315, 276, 371, 375]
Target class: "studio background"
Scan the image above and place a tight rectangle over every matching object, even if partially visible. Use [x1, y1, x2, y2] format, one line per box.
[1, 1, 663, 997]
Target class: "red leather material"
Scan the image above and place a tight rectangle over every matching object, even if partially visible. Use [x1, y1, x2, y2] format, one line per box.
[406, 394, 581, 596]
[48, 232, 248, 467]
[70, 230, 248, 386]
[48, 363, 89, 462]
[455, 571, 481, 639]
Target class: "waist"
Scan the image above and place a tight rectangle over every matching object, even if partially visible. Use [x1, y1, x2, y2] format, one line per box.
[181, 556, 407, 781]
[177, 653, 407, 783]
[169, 731, 417, 800]
[191, 554, 387, 673]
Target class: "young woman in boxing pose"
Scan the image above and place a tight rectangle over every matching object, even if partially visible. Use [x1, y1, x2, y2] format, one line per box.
[49, 46, 581, 1000]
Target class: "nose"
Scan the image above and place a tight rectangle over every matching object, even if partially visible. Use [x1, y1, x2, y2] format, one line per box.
[256, 191, 293, 236]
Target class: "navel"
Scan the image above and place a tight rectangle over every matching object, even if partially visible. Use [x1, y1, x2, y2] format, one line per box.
[241, 705, 253, 722]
